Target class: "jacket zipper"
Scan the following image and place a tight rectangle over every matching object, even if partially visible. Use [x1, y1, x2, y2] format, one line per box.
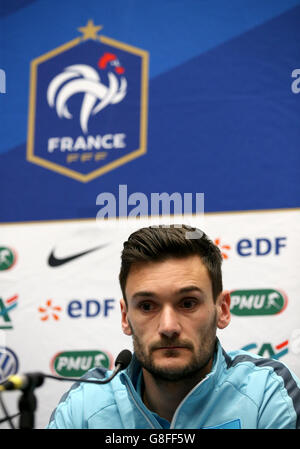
[170, 376, 209, 429]
[124, 377, 159, 429]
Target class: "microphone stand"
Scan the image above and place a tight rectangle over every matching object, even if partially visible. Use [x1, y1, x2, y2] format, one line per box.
[17, 373, 45, 430]
[0, 350, 132, 429]
[2, 369, 122, 429]
[0, 392, 19, 428]
[18, 387, 37, 429]
[0, 413, 20, 425]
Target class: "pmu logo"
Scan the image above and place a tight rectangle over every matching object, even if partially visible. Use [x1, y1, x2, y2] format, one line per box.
[230, 289, 288, 316]
[51, 349, 113, 378]
[27, 20, 149, 182]
[0, 347, 19, 382]
[242, 340, 289, 360]
[0, 247, 17, 271]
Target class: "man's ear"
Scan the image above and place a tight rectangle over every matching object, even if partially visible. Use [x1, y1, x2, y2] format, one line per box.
[120, 298, 132, 336]
[216, 290, 231, 330]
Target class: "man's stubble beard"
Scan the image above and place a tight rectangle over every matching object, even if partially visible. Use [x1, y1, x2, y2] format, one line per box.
[128, 309, 218, 382]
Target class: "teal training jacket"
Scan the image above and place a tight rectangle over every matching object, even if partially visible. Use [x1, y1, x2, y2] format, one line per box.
[47, 341, 300, 429]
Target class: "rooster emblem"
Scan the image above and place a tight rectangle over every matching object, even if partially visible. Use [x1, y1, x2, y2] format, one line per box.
[47, 53, 127, 133]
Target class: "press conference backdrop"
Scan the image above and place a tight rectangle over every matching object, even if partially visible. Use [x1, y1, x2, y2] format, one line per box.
[0, 0, 300, 428]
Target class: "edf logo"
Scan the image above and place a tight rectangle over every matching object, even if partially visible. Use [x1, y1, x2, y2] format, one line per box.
[38, 298, 116, 321]
[236, 237, 287, 257]
[67, 299, 115, 318]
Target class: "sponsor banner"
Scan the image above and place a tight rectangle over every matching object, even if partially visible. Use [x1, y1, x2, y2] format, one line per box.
[0, 247, 17, 271]
[241, 339, 290, 360]
[0, 209, 299, 428]
[37, 298, 116, 321]
[230, 289, 288, 316]
[51, 349, 113, 377]
[0, 347, 19, 382]
[0, 294, 19, 329]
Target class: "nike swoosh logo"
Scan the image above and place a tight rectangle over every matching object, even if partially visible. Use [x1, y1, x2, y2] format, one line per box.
[48, 244, 108, 267]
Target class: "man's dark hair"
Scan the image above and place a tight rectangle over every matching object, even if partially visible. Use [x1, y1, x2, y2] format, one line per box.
[119, 225, 223, 304]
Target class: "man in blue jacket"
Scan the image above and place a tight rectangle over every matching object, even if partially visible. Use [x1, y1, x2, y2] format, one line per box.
[47, 225, 300, 429]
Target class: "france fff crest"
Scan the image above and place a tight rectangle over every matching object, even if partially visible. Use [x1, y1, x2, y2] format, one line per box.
[27, 20, 149, 182]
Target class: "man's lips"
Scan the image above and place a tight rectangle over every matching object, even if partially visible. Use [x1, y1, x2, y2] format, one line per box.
[154, 346, 190, 350]
[150, 341, 194, 352]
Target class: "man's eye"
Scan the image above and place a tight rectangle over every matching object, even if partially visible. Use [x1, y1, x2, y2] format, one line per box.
[181, 298, 197, 309]
[139, 302, 154, 312]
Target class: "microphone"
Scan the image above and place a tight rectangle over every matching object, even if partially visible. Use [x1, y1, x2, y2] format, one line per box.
[0, 349, 132, 391]
[0, 373, 44, 392]
[114, 349, 132, 370]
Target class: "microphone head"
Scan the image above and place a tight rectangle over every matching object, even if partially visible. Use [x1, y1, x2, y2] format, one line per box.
[114, 349, 132, 370]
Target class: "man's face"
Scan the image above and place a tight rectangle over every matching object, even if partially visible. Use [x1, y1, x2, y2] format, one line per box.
[120, 255, 230, 382]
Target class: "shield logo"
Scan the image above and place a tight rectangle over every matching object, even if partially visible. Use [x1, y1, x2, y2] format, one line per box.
[27, 20, 149, 182]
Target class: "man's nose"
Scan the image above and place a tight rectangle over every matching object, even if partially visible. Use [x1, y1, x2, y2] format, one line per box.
[158, 305, 181, 339]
